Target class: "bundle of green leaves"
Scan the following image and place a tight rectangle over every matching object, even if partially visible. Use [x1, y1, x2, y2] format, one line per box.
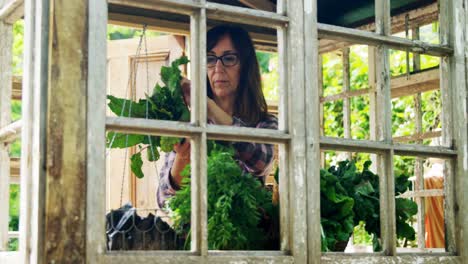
[167, 142, 279, 250]
[320, 168, 355, 251]
[106, 56, 190, 178]
[326, 160, 417, 251]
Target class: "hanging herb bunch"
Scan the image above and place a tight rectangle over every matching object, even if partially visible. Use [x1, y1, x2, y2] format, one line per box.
[106, 56, 190, 178]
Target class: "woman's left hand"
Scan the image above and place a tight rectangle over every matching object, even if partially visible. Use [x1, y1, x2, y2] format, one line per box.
[207, 98, 234, 126]
[180, 77, 191, 108]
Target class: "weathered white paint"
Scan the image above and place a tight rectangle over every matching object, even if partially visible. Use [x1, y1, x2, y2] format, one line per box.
[318, 23, 452, 57]
[86, 0, 107, 263]
[0, 10, 13, 251]
[284, 0, 308, 263]
[0, 120, 21, 143]
[304, 0, 321, 263]
[0, 0, 23, 24]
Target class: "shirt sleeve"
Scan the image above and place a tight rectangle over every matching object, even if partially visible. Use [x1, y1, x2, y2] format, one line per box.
[157, 151, 180, 209]
[231, 115, 278, 177]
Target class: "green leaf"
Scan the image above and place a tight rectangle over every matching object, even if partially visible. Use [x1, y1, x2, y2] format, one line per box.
[179, 107, 190, 122]
[160, 136, 181, 153]
[130, 152, 144, 179]
[106, 132, 146, 148]
[107, 95, 148, 118]
[147, 144, 160, 161]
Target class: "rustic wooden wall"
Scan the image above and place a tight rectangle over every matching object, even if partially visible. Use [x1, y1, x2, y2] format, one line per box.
[44, 0, 88, 262]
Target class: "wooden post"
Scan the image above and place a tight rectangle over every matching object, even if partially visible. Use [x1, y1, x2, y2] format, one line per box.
[411, 25, 426, 249]
[42, 0, 88, 262]
[342, 47, 352, 160]
[375, 0, 396, 256]
[319, 55, 326, 168]
[277, 0, 291, 252]
[86, 0, 107, 263]
[0, 10, 13, 251]
[440, 0, 468, 258]
[304, 0, 321, 262]
[189, 2, 208, 255]
[285, 0, 308, 263]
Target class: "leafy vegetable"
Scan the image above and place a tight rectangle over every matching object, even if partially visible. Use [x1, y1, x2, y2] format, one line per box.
[320, 168, 355, 251]
[168, 142, 278, 250]
[106, 56, 190, 178]
[160, 136, 181, 153]
[321, 160, 418, 251]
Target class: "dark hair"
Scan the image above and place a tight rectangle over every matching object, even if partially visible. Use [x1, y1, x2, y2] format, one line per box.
[207, 24, 267, 125]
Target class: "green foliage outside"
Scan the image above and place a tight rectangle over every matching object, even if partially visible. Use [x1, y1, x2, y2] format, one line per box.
[321, 160, 417, 251]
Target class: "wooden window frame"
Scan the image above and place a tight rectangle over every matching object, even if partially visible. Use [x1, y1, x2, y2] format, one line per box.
[0, 0, 465, 263]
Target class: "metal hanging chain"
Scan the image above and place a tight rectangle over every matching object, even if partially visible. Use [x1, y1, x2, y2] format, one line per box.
[117, 25, 148, 206]
[142, 26, 161, 197]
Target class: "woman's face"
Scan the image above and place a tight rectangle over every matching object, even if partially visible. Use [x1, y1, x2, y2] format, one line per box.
[207, 34, 241, 102]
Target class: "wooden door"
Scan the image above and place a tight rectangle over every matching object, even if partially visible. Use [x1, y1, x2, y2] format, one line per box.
[106, 35, 185, 213]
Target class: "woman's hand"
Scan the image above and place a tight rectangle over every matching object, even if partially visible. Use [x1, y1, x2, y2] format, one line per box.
[170, 138, 191, 186]
[207, 98, 234, 125]
[181, 77, 191, 108]
[174, 138, 191, 160]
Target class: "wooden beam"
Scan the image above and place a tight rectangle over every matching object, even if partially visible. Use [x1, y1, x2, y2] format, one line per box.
[393, 130, 442, 143]
[0, 0, 23, 24]
[0, 14, 13, 251]
[108, 12, 278, 51]
[238, 0, 275, 12]
[319, 68, 440, 103]
[360, 2, 439, 34]
[108, 12, 189, 35]
[12, 75, 21, 100]
[318, 23, 452, 57]
[304, 0, 321, 262]
[397, 189, 444, 199]
[319, 3, 439, 54]
[276, 0, 291, 252]
[18, 0, 49, 262]
[86, 0, 107, 262]
[43, 0, 88, 262]
[391, 68, 440, 98]
[321, 255, 460, 263]
[440, 0, 468, 258]
[10, 157, 20, 183]
[0, 120, 21, 143]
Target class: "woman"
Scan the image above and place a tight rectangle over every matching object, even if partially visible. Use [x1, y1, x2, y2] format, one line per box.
[157, 24, 278, 208]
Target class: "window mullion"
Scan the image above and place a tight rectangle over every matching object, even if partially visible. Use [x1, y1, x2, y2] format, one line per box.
[285, 0, 308, 263]
[439, 0, 467, 255]
[86, 0, 108, 262]
[375, 0, 396, 256]
[277, 0, 291, 253]
[303, 0, 321, 262]
[0, 19, 13, 252]
[189, 3, 208, 256]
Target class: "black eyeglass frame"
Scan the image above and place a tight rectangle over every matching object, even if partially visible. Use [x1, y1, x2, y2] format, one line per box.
[206, 53, 240, 68]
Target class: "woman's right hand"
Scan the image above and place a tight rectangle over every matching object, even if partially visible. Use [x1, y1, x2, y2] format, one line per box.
[170, 138, 191, 186]
[174, 138, 191, 159]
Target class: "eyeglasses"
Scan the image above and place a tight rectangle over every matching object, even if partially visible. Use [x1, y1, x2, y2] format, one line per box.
[207, 53, 239, 68]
